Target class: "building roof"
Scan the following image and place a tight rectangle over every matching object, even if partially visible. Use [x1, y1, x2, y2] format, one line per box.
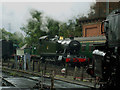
[79, 17, 106, 24]
[74, 36, 106, 41]
[39, 36, 48, 40]
[74, 36, 106, 44]
[20, 44, 28, 49]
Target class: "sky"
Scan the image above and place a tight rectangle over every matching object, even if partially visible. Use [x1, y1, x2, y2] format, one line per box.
[0, 1, 95, 33]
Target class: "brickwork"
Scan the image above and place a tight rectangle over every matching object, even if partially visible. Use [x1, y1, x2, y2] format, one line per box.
[82, 22, 104, 37]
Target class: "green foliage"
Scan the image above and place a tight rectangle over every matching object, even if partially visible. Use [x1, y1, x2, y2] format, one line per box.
[0, 28, 24, 47]
[46, 17, 59, 37]
[10, 72, 17, 76]
[0, 28, 12, 40]
[59, 19, 82, 37]
[21, 9, 46, 46]
[59, 23, 69, 37]
[21, 9, 83, 46]
[88, 2, 120, 18]
[73, 19, 82, 37]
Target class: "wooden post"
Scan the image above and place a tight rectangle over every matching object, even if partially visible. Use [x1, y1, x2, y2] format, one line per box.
[24, 55, 27, 71]
[21, 57, 23, 70]
[14, 55, 17, 69]
[44, 62, 47, 76]
[64, 63, 67, 78]
[8, 58, 10, 68]
[73, 66, 77, 80]
[32, 60, 34, 71]
[81, 67, 84, 81]
[41, 70, 44, 89]
[38, 60, 40, 72]
[51, 70, 54, 90]
[27, 54, 30, 71]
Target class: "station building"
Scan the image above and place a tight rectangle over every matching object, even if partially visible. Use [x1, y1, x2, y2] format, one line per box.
[80, 17, 105, 37]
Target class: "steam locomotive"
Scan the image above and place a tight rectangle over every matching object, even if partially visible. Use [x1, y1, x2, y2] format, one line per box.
[88, 9, 120, 89]
[39, 36, 90, 66]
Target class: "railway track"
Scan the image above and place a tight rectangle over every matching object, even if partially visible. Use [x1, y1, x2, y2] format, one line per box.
[1, 72, 50, 89]
[1, 67, 97, 89]
[1, 76, 15, 87]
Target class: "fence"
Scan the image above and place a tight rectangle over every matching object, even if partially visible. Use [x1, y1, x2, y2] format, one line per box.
[2, 58, 94, 82]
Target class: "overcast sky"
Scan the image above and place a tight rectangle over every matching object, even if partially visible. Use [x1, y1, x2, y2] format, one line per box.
[1, 2, 95, 33]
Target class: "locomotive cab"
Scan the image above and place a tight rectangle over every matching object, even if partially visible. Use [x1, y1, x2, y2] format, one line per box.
[101, 9, 120, 47]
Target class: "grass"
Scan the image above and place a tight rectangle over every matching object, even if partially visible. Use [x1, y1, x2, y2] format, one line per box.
[9, 72, 18, 76]
[55, 75, 64, 78]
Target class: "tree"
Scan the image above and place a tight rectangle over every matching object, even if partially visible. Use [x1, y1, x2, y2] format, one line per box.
[59, 23, 69, 38]
[88, 1, 120, 18]
[0, 28, 24, 47]
[74, 18, 82, 37]
[21, 9, 85, 42]
[21, 9, 46, 46]
[0, 28, 12, 40]
[58, 18, 82, 38]
[65, 18, 82, 37]
[11, 31, 25, 47]
[46, 17, 60, 37]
